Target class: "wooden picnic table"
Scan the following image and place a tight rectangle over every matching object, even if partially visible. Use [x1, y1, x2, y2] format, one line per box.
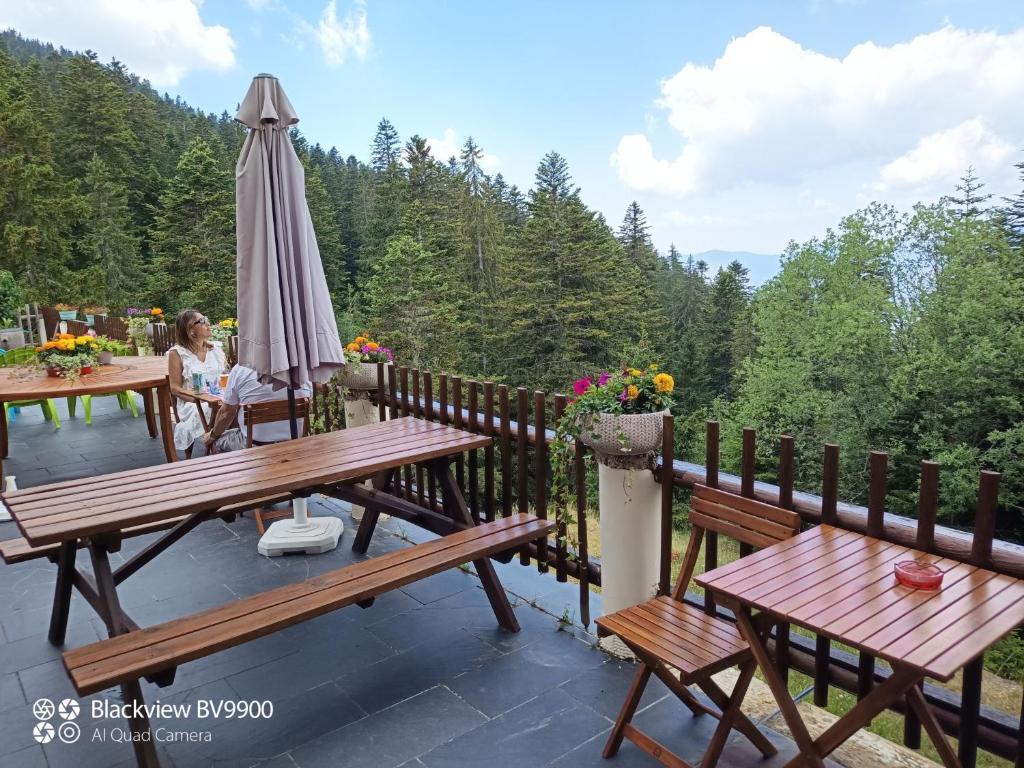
[0, 355, 176, 473]
[696, 524, 1024, 768]
[3, 416, 543, 768]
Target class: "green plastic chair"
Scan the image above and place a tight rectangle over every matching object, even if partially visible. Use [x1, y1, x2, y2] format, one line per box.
[0, 347, 62, 428]
[68, 391, 139, 424]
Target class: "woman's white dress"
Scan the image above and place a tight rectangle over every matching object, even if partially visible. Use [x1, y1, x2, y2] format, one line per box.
[170, 343, 226, 451]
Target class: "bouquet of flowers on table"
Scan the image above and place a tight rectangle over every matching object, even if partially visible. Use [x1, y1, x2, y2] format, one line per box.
[36, 333, 100, 378]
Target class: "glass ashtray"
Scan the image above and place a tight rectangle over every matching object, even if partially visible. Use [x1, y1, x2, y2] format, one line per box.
[894, 560, 944, 590]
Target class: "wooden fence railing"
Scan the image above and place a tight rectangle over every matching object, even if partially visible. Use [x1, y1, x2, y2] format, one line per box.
[312, 364, 1023, 767]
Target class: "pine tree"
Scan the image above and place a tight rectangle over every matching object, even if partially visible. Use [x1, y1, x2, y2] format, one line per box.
[303, 164, 347, 307]
[149, 136, 235, 318]
[369, 118, 400, 171]
[79, 153, 141, 307]
[1002, 158, 1024, 246]
[951, 165, 992, 220]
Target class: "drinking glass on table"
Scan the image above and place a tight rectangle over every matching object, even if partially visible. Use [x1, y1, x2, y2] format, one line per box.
[218, 372, 229, 391]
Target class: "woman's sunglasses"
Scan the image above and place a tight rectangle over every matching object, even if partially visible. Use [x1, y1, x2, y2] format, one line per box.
[191, 315, 211, 327]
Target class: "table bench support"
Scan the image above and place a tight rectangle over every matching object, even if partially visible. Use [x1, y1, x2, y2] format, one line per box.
[89, 538, 160, 767]
[48, 542, 77, 645]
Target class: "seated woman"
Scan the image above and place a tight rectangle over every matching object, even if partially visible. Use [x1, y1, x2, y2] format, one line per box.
[167, 309, 226, 457]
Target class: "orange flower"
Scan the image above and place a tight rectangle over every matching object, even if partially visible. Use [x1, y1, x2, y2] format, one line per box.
[354, 336, 368, 345]
[151, 307, 163, 315]
[653, 373, 674, 393]
[366, 342, 379, 351]
[345, 342, 359, 352]
[626, 384, 640, 400]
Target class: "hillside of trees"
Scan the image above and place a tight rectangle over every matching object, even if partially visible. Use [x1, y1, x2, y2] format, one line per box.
[0, 31, 1021, 528]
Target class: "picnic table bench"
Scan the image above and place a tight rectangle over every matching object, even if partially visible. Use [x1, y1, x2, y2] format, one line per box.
[1, 417, 552, 768]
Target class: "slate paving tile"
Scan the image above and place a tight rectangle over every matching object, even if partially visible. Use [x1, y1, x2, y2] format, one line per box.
[288, 685, 486, 768]
[397, 566, 478, 605]
[0, 672, 26, 710]
[225, 627, 394, 700]
[0, 696, 42, 757]
[0, 745, 47, 768]
[558, 658, 672, 721]
[419, 687, 609, 768]
[0, 621, 102, 676]
[446, 631, 606, 717]
[336, 628, 500, 715]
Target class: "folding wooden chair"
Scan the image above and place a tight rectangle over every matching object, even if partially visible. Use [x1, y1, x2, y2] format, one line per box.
[243, 397, 311, 534]
[596, 483, 801, 768]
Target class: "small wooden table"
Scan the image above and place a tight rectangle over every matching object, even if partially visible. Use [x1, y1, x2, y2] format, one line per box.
[697, 524, 1024, 768]
[0, 355, 176, 473]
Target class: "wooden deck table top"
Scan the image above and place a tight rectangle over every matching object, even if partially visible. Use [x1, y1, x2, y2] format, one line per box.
[0, 355, 168, 400]
[697, 524, 1024, 682]
[3, 417, 490, 548]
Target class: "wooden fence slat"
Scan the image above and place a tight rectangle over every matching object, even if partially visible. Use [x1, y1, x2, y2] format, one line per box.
[534, 391, 549, 574]
[467, 381, 480, 523]
[499, 385, 512, 519]
[704, 421, 720, 617]
[961, 471, 1001, 768]
[483, 382, 495, 523]
[376, 363, 387, 422]
[412, 369, 425, 508]
[452, 377, 465, 492]
[424, 372, 436, 509]
[438, 374, 449, 426]
[739, 427, 756, 558]
[905, 460, 940, 749]
[815, 442, 840, 707]
[554, 394, 568, 583]
[776, 435, 795, 684]
[399, 367, 413, 502]
[517, 387, 530, 566]
[858, 450, 887, 700]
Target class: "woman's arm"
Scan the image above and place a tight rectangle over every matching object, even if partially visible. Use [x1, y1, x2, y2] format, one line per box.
[167, 350, 192, 401]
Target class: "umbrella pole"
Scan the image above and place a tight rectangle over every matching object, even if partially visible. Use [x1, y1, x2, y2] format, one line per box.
[287, 386, 299, 440]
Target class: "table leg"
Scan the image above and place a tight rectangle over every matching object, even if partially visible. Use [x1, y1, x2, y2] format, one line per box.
[47, 542, 77, 645]
[156, 383, 176, 462]
[0, 398, 8, 459]
[733, 606, 825, 768]
[906, 682, 963, 768]
[433, 459, 519, 632]
[89, 540, 160, 767]
[141, 387, 157, 438]
[351, 469, 394, 554]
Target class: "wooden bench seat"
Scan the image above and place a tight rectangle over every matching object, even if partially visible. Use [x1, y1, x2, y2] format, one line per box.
[598, 595, 749, 684]
[0, 493, 294, 565]
[65, 514, 553, 696]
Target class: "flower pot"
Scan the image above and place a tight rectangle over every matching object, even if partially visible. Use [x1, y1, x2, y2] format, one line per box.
[58, 310, 77, 321]
[337, 361, 392, 391]
[98, 351, 114, 365]
[80, 366, 92, 375]
[46, 367, 61, 378]
[579, 409, 670, 458]
[85, 314, 94, 325]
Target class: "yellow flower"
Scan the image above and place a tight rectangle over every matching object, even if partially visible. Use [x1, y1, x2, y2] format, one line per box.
[76, 336, 93, 345]
[366, 342, 379, 350]
[345, 342, 359, 352]
[648, 364, 659, 371]
[627, 368, 643, 377]
[219, 319, 233, 328]
[654, 373, 674, 393]
[626, 384, 640, 400]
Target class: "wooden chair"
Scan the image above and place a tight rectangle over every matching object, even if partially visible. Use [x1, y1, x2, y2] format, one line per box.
[243, 396, 311, 534]
[95, 315, 129, 342]
[226, 335, 238, 368]
[65, 319, 89, 336]
[151, 323, 173, 356]
[40, 306, 59, 341]
[596, 483, 801, 768]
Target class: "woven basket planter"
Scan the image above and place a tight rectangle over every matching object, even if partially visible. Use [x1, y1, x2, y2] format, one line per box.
[579, 409, 669, 467]
[336, 361, 392, 391]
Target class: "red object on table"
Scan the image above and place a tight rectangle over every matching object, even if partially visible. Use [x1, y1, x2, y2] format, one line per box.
[895, 560, 944, 589]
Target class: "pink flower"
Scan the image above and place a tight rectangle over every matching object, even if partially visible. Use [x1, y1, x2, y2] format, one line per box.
[573, 377, 593, 396]
[598, 371, 612, 387]
[618, 389, 629, 403]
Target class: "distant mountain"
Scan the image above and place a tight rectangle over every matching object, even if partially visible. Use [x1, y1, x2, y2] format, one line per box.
[689, 250, 781, 287]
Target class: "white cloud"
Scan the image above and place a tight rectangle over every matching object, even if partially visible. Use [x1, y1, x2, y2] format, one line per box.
[315, 0, 370, 68]
[612, 25, 1024, 197]
[426, 128, 501, 172]
[876, 119, 1015, 191]
[0, 0, 236, 87]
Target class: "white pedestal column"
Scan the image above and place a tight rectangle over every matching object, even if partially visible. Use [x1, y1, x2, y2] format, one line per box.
[597, 462, 661, 657]
[344, 392, 382, 522]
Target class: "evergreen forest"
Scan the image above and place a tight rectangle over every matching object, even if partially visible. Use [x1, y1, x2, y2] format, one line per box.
[1, 32, 1022, 529]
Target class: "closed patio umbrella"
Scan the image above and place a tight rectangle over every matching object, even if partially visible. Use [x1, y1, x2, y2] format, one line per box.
[235, 73, 346, 556]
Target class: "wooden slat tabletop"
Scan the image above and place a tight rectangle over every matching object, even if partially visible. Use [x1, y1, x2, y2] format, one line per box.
[696, 525, 1024, 681]
[3, 418, 490, 547]
[0, 356, 169, 399]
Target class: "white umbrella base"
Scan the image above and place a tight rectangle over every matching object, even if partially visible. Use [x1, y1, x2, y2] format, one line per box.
[258, 515, 344, 557]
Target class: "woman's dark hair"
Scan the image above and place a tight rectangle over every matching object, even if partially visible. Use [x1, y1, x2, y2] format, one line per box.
[174, 309, 207, 355]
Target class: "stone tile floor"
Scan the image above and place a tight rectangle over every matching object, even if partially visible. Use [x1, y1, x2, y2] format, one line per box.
[0, 395, 820, 768]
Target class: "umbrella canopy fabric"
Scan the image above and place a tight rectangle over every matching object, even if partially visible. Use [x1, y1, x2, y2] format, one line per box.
[235, 73, 344, 388]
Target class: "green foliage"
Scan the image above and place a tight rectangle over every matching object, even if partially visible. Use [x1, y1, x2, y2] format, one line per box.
[0, 269, 23, 325]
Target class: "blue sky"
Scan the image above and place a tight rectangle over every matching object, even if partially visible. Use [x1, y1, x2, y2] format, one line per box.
[4, 1, 1024, 271]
